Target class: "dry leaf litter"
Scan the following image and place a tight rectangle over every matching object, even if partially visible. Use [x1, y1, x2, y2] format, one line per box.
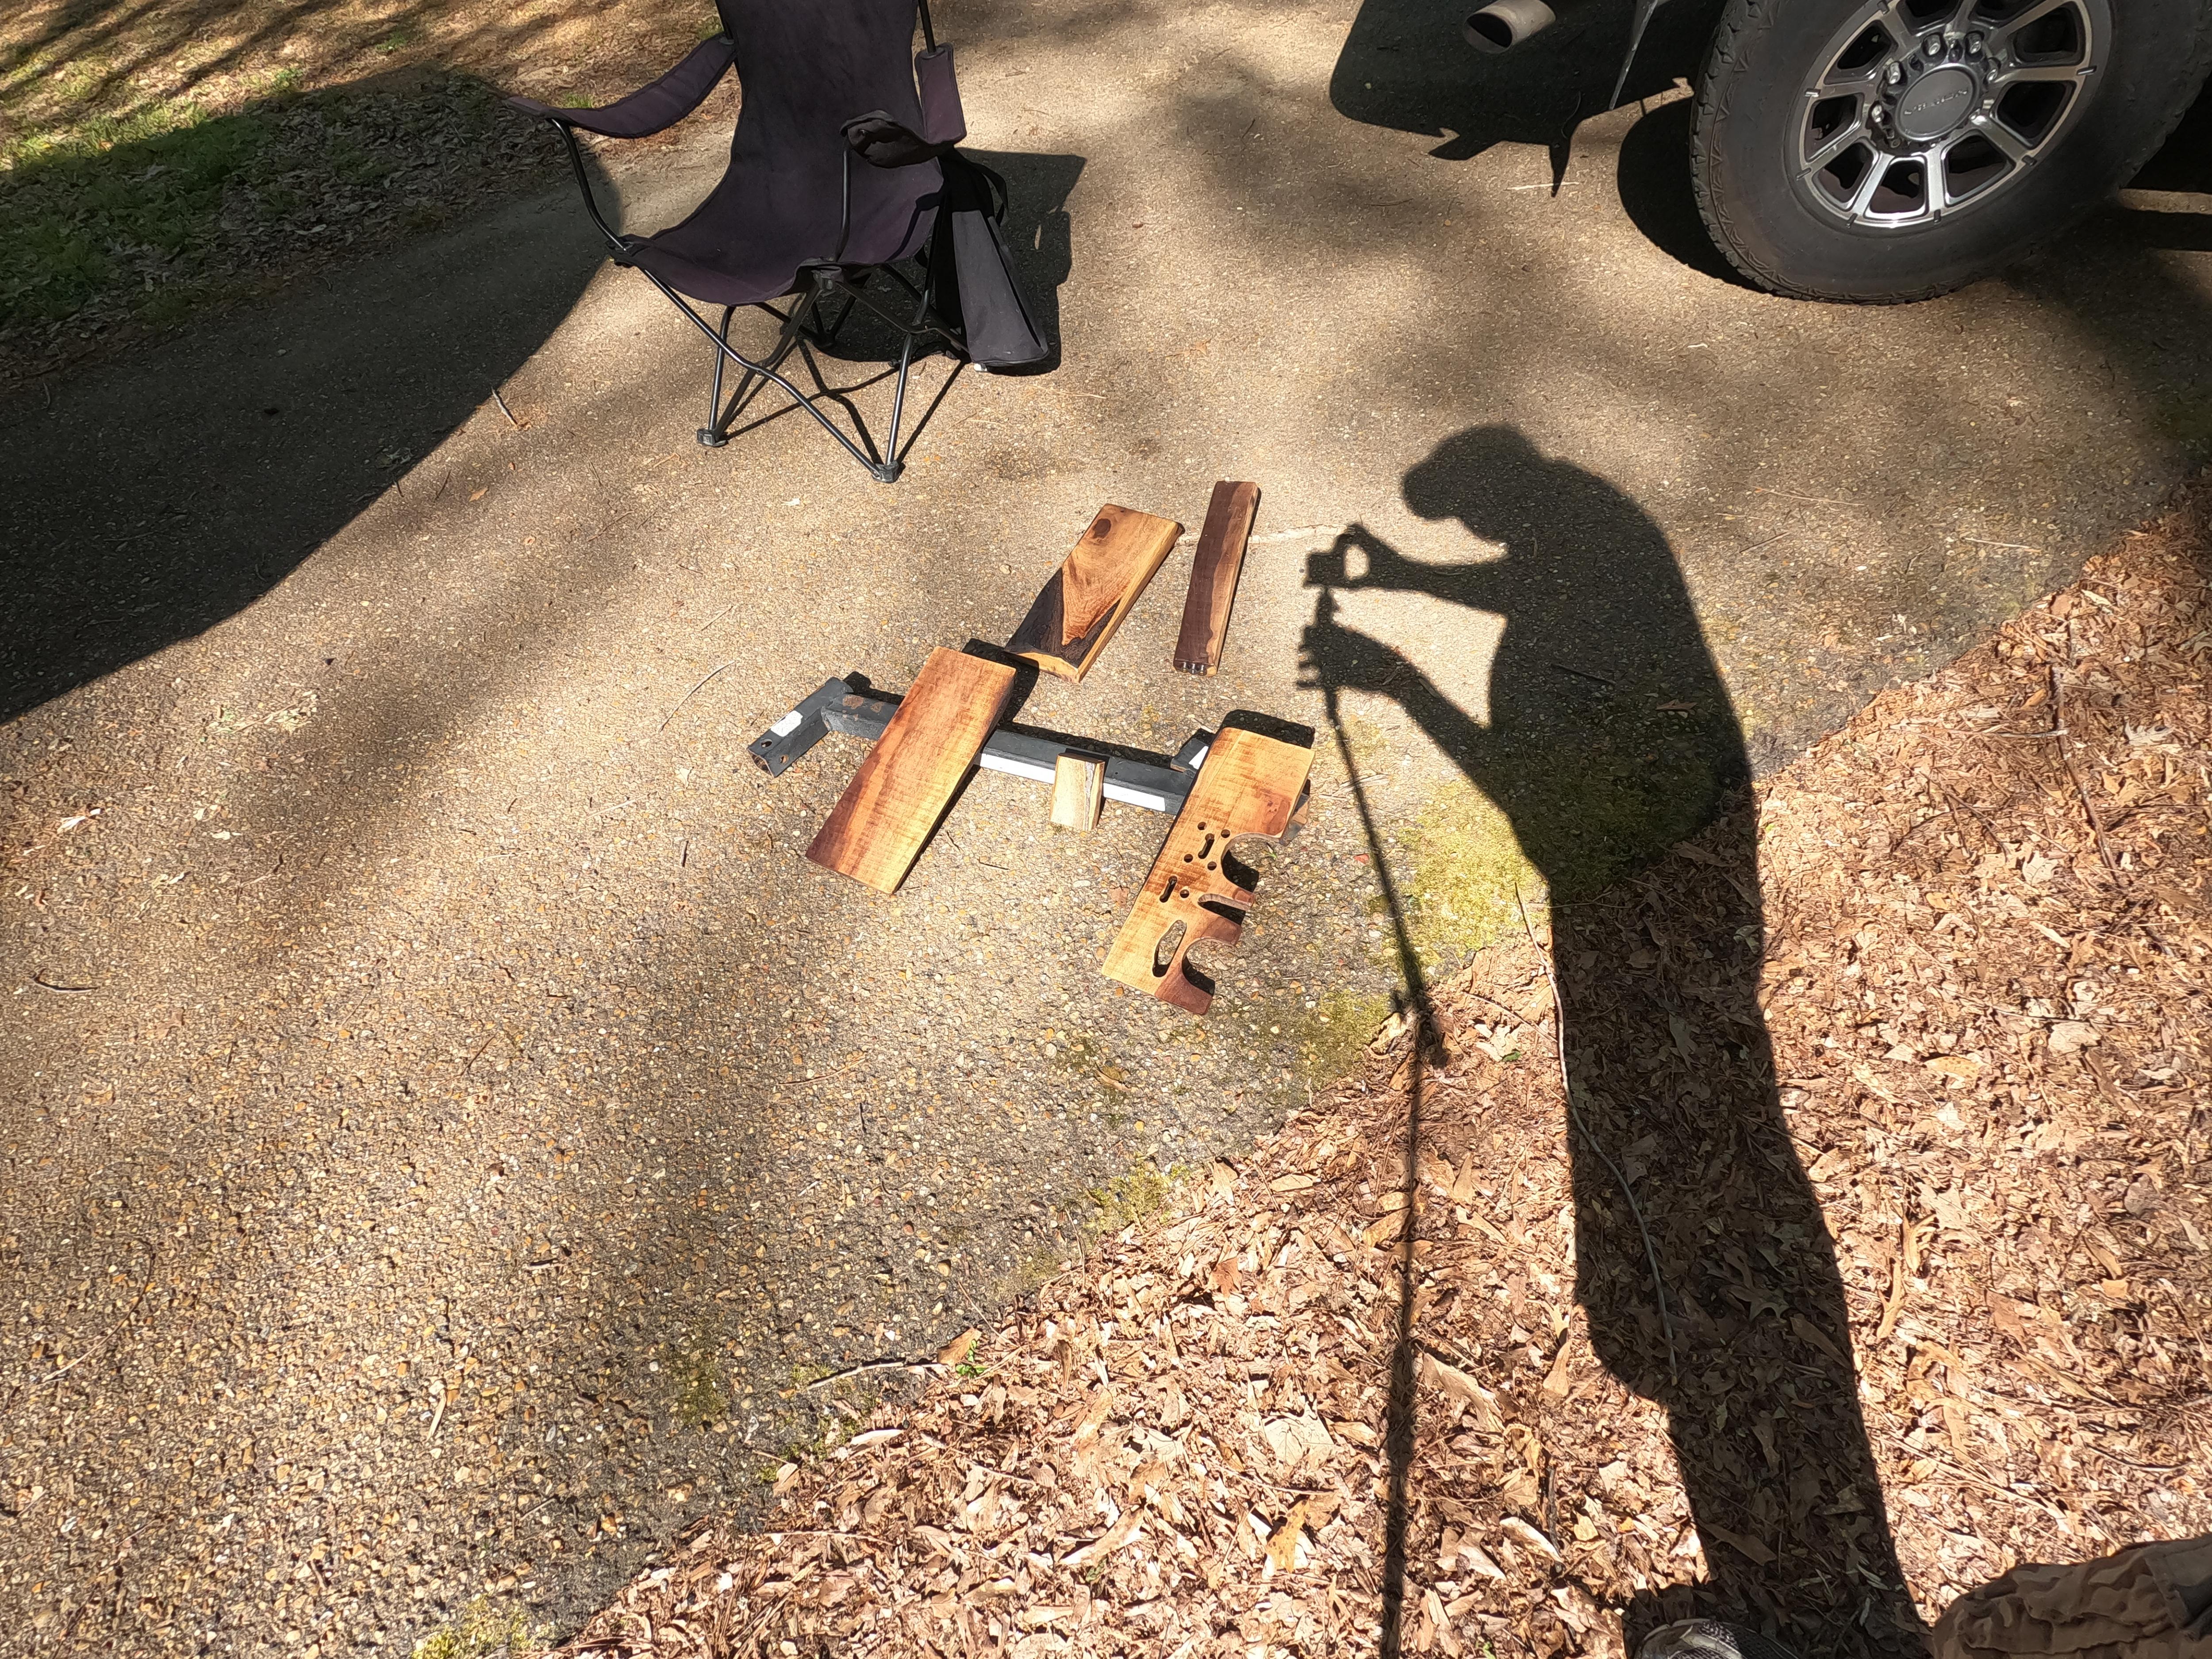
[2, 0, 718, 387]
[561, 494, 2212, 1659]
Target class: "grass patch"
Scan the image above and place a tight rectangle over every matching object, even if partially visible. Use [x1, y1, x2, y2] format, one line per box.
[1084, 1163, 1179, 1234]
[2156, 394, 2212, 460]
[1, 107, 269, 322]
[1289, 986, 1394, 1085]
[1393, 777, 1540, 970]
[0, 68, 534, 346]
[664, 1334, 726, 1427]
[990, 1158, 1196, 1302]
[412, 1599, 534, 1659]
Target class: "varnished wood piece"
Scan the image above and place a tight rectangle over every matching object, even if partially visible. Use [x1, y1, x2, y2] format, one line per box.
[1172, 480, 1259, 676]
[1006, 505, 1184, 683]
[1050, 752, 1106, 832]
[806, 647, 1016, 894]
[1100, 725, 1313, 1013]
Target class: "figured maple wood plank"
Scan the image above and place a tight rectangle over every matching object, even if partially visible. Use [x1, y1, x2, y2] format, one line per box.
[1172, 480, 1259, 676]
[1049, 752, 1105, 832]
[1100, 724, 1313, 1013]
[1006, 505, 1184, 683]
[806, 648, 1015, 894]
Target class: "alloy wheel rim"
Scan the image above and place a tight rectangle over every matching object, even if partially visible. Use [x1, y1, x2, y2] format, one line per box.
[1793, 0, 2110, 229]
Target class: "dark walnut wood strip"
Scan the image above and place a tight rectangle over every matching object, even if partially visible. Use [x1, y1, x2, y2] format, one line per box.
[805, 647, 1016, 894]
[1172, 480, 1259, 676]
[1099, 724, 1313, 1013]
[1006, 504, 1184, 683]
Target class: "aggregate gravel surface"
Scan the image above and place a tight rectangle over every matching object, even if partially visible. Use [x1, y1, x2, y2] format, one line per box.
[4, 0, 2210, 1652]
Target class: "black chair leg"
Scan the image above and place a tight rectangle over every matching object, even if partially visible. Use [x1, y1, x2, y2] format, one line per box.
[700, 296, 810, 448]
[879, 290, 932, 476]
[808, 276, 865, 351]
[699, 306, 740, 447]
[649, 269, 960, 485]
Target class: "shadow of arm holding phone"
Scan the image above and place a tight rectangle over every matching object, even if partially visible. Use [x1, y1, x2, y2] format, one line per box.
[1300, 427, 1924, 1658]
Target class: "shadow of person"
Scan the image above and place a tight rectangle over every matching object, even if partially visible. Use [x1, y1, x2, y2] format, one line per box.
[1301, 426, 1926, 1659]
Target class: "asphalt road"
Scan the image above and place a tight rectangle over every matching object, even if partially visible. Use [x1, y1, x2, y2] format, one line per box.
[4, 0, 2208, 1651]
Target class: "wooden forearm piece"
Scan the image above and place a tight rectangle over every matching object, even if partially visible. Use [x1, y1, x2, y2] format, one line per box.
[1007, 504, 1183, 682]
[1173, 480, 1259, 676]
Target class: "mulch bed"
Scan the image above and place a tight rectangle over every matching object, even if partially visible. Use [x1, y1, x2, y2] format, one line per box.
[557, 487, 2212, 1659]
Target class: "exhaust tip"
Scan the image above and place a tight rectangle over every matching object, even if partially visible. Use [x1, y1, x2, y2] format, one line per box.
[1463, 0, 1557, 52]
[1463, 8, 1516, 49]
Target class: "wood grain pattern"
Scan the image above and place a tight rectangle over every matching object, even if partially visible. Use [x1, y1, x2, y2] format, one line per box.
[1172, 480, 1259, 676]
[1099, 725, 1313, 1013]
[1006, 505, 1184, 683]
[1057, 534, 1127, 646]
[1049, 752, 1105, 832]
[805, 647, 1015, 894]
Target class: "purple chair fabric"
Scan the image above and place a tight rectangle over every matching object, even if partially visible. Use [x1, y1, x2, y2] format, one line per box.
[633, 0, 945, 308]
[512, 0, 946, 309]
[506, 0, 1048, 472]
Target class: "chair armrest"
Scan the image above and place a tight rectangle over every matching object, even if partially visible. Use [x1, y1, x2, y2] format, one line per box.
[507, 34, 737, 138]
[842, 111, 950, 169]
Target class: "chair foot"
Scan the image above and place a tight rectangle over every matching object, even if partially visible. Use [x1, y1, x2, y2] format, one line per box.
[869, 460, 904, 484]
[697, 427, 730, 449]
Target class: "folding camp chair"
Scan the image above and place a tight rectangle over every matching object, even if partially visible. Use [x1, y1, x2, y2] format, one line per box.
[511, 0, 987, 482]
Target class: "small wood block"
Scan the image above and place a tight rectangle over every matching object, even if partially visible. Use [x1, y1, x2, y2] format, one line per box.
[1006, 504, 1184, 683]
[1172, 480, 1259, 676]
[805, 647, 1015, 894]
[1099, 725, 1313, 1014]
[1049, 752, 1106, 832]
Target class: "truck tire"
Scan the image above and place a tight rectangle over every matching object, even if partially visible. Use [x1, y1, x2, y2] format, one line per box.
[1690, 0, 2212, 303]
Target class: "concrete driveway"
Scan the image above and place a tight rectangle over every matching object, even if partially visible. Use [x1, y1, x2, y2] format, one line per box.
[4, 0, 2208, 1650]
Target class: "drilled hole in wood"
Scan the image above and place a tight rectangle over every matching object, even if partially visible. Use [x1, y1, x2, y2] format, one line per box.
[1220, 833, 1279, 891]
[1152, 919, 1187, 976]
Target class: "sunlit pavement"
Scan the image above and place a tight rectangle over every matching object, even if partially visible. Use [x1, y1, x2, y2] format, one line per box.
[4, 0, 2207, 1649]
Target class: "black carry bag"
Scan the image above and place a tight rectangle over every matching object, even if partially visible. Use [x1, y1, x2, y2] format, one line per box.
[930, 151, 1051, 371]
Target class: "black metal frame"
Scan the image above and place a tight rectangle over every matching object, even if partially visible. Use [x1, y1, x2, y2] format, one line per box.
[749, 676, 1225, 814]
[541, 120, 966, 484]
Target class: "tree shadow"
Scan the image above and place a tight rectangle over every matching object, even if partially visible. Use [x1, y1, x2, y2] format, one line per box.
[0, 92, 1084, 725]
[1302, 426, 1926, 1658]
[0, 73, 602, 726]
[0, 0, 705, 175]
